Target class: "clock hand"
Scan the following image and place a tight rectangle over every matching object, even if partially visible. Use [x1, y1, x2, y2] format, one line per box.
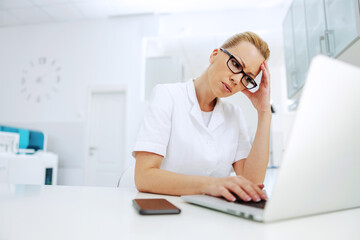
[35, 77, 46, 85]
[36, 71, 55, 84]
[39, 71, 53, 78]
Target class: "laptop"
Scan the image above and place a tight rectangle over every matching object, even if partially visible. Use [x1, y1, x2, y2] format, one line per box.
[181, 55, 360, 222]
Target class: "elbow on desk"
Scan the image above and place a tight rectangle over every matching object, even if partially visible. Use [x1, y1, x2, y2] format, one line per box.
[134, 171, 143, 192]
[134, 167, 166, 194]
[134, 151, 164, 193]
[134, 168, 151, 193]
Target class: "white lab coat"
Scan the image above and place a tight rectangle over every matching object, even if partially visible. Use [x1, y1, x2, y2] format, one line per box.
[132, 79, 251, 178]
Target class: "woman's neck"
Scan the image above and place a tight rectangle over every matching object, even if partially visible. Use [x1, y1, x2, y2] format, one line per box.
[193, 73, 217, 112]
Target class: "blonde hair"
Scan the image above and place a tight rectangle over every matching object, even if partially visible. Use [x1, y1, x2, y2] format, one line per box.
[221, 31, 270, 60]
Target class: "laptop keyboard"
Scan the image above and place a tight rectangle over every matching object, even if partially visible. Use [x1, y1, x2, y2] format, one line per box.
[220, 196, 267, 209]
[234, 199, 267, 209]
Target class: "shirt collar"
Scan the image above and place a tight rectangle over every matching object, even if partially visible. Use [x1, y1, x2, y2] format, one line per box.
[186, 79, 225, 132]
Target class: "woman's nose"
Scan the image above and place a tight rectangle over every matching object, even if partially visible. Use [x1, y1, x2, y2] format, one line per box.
[231, 73, 243, 85]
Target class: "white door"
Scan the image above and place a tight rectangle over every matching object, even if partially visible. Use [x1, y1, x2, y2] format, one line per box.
[86, 88, 126, 187]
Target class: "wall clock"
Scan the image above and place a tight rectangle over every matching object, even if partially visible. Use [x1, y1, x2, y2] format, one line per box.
[20, 57, 61, 103]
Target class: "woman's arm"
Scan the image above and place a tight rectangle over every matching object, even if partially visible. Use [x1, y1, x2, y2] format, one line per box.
[135, 151, 210, 195]
[135, 151, 267, 202]
[233, 111, 271, 184]
[235, 61, 272, 184]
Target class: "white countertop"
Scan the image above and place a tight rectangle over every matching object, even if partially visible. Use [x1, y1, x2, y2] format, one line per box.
[0, 183, 359, 240]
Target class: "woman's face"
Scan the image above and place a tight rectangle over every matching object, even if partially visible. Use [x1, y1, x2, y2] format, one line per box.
[207, 41, 265, 98]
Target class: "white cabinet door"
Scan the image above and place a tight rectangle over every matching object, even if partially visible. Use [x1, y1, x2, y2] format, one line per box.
[283, 8, 297, 98]
[292, 0, 309, 89]
[305, 0, 327, 59]
[8, 157, 44, 185]
[325, 0, 360, 56]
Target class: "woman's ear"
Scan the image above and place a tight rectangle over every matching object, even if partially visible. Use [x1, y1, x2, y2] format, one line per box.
[209, 48, 219, 64]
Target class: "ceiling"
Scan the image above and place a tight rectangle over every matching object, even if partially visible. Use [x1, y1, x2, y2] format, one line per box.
[0, 0, 291, 81]
[0, 0, 291, 27]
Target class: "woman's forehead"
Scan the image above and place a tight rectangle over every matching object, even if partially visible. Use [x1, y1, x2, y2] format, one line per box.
[228, 42, 264, 73]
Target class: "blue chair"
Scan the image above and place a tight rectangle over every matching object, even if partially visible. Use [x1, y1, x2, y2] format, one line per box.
[0, 125, 45, 151]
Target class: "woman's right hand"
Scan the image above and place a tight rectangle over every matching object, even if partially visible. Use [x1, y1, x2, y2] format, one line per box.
[203, 175, 267, 202]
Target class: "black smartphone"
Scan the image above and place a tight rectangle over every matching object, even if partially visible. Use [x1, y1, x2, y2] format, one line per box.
[132, 198, 181, 215]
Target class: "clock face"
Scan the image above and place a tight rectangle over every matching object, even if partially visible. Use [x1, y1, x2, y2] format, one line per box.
[20, 57, 61, 103]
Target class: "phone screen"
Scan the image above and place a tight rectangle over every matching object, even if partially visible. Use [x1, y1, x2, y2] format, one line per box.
[132, 198, 181, 215]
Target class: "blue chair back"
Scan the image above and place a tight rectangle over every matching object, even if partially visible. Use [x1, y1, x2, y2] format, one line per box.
[0, 125, 44, 151]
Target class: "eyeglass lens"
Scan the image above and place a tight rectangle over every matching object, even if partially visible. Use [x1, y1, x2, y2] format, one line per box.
[227, 58, 256, 89]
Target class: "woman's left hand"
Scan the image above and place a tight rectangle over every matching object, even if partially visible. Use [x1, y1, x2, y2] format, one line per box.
[241, 61, 271, 113]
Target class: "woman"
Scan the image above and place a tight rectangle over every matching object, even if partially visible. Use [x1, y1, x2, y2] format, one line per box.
[133, 31, 271, 202]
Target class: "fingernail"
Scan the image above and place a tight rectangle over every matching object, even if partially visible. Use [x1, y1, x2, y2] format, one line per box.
[231, 197, 236, 202]
[261, 194, 267, 200]
[246, 196, 251, 201]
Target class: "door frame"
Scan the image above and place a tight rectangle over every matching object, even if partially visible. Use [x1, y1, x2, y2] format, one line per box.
[84, 84, 127, 186]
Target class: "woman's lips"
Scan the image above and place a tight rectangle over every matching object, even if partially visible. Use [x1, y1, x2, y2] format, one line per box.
[222, 82, 232, 93]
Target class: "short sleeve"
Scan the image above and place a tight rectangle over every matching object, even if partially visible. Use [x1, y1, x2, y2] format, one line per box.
[132, 84, 173, 158]
[234, 108, 252, 162]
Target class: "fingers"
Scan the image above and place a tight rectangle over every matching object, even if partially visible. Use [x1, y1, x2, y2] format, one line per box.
[251, 187, 268, 201]
[224, 178, 267, 202]
[225, 183, 251, 202]
[262, 61, 270, 75]
[260, 64, 268, 84]
[260, 62, 270, 88]
[264, 60, 270, 73]
[209, 177, 267, 202]
[250, 183, 268, 200]
[219, 186, 237, 202]
[237, 177, 267, 201]
[241, 184, 262, 202]
[263, 189, 268, 199]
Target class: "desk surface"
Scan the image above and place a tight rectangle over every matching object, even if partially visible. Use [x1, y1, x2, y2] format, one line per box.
[0, 184, 359, 240]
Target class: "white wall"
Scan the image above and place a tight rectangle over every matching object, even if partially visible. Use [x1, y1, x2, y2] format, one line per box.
[0, 15, 158, 185]
[0, 8, 292, 185]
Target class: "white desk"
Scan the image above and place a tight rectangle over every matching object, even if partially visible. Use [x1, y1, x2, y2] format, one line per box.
[0, 184, 359, 240]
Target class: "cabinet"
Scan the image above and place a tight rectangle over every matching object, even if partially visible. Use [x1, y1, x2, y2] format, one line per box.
[283, 0, 309, 99]
[283, 9, 297, 98]
[305, 0, 326, 60]
[0, 152, 58, 185]
[324, 0, 360, 57]
[283, 0, 360, 100]
[292, 0, 309, 93]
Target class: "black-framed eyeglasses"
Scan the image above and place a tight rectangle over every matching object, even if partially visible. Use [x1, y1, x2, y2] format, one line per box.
[220, 48, 257, 90]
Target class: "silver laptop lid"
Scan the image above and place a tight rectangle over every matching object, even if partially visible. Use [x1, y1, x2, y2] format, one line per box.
[264, 55, 360, 222]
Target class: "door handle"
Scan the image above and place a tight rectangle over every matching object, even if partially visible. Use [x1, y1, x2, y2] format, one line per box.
[320, 35, 325, 54]
[291, 70, 298, 89]
[324, 30, 332, 57]
[89, 146, 97, 156]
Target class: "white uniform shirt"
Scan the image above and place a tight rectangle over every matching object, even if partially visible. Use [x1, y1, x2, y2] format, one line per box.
[132, 79, 251, 177]
[201, 110, 213, 127]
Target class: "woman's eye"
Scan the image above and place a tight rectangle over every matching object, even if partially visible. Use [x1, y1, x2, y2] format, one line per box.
[245, 76, 253, 83]
[231, 59, 241, 70]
